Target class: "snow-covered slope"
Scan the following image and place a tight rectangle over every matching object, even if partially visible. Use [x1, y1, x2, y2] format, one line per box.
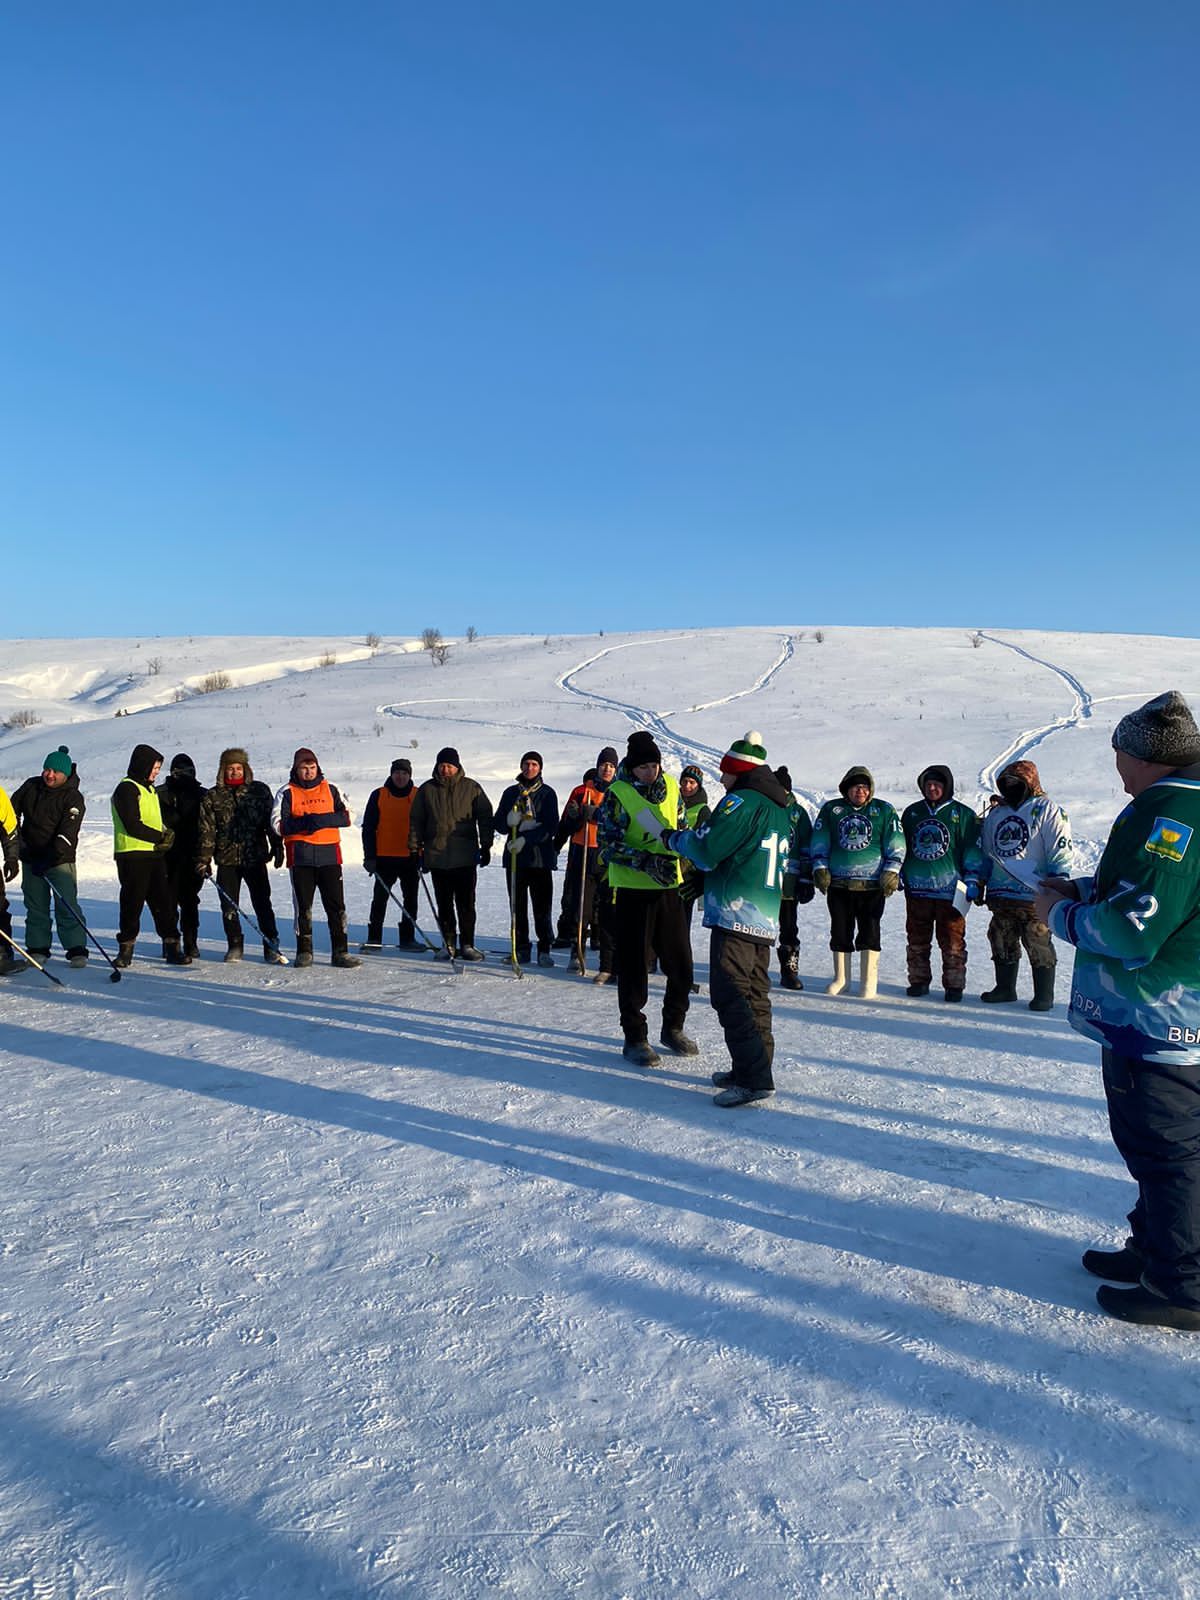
[2, 627, 1198, 1598]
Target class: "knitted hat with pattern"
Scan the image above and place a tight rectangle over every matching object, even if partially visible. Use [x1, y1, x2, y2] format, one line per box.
[1112, 691, 1200, 767]
[719, 731, 768, 777]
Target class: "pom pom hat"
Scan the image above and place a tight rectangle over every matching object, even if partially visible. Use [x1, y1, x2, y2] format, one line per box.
[719, 731, 768, 777]
[43, 745, 72, 776]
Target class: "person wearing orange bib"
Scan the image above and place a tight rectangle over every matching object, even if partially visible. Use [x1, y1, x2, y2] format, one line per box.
[361, 757, 420, 950]
[272, 747, 360, 969]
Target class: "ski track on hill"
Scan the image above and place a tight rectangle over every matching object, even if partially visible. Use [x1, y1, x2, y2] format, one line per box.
[976, 632, 1095, 798]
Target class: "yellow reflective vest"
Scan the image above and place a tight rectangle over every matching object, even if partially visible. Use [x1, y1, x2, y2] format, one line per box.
[606, 775, 683, 890]
[112, 780, 163, 855]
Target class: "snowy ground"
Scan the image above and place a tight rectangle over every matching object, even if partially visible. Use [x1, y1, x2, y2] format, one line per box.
[2, 627, 1199, 1598]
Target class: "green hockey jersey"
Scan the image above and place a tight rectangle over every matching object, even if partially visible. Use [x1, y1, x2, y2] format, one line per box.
[811, 797, 905, 885]
[900, 799, 983, 900]
[667, 769, 792, 943]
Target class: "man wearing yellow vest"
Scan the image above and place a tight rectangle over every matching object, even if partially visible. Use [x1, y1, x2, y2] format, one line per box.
[596, 730, 695, 1067]
[360, 757, 420, 950]
[272, 747, 360, 969]
[111, 742, 189, 968]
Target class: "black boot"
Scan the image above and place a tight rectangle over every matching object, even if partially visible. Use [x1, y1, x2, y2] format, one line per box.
[184, 938, 200, 960]
[1083, 1243, 1144, 1283]
[1028, 965, 1056, 1012]
[224, 941, 244, 963]
[906, 982, 930, 997]
[163, 940, 192, 966]
[294, 934, 314, 969]
[263, 941, 285, 965]
[115, 941, 134, 969]
[981, 959, 1019, 1003]
[779, 948, 803, 991]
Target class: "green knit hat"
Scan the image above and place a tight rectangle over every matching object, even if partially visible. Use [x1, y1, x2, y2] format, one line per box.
[720, 730, 768, 776]
[43, 745, 72, 777]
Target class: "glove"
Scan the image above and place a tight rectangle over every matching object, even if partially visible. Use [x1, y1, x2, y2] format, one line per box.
[272, 845, 285, 870]
[477, 848, 491, 869]
[880, 871, 900, 897]
[679, 872, 704, 905]
[155, 826, 176, 853]
[640, 851, 678, 888]
[813, 867, 831, 895]
[3, 860, 18, 882]
[507, 835, 526, 857]
[580, 802, 598, 821]
[634, 807, 666, 842]
[198, 861, 213, 879]
[518, 818, 538, 834]
[795, 883, 815, 906]
[965, 881, 984, 904]
[506, 807, 524, 828]
[364, 858, 377, 876]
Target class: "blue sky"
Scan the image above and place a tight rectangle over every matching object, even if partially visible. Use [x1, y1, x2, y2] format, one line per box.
[3, 3, 1197, 639]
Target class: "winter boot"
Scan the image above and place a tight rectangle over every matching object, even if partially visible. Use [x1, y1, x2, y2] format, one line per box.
[459, 945, 485, 962]
[331, 949, 362, 970]
[779, 948, 803, 991]
[537, 950, 555, 968]
[398, 923, 416, 949]
[1028, 965, 1056, 1012]
[361, 927, 384, 952]
[263, 942, 285, 965]
[714, 1084, 774, 1108]
[711, 1069, 736, 1087]
[65, 947, 88, 970]
[1095, 1284, 1200, 1332]
[568, 953, 583, 974]
[0, 953, 28, 975]
[622, 1038, 661, 1068]
[858, 949, 879, 1000]
[906, 982, 930, 998]
[184, 937, 201, 961]
[944, 987, 963, 1003]
[115, 941, 134, 969]
[1083, 1244, 1144, 1284]
[224, 942, 245, 963]
[981, 959, 1019, 1004]
[592, 970, 613, 985]
[163, 940, 192, 966]
[659, 1027, 699, 1057]
[434, 944, 453, 962]
[294, 935, 314, 969]
[826, 951, 851, 996]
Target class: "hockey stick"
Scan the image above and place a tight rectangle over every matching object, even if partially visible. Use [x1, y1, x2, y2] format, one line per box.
[43, 876, 124, 983]
[503, 824, 526, 979]
[371, 871, 432, 950]
[573, 833, 590, 976]
[418, 868, 461, 974]
[0, 925, 64, 986]
[206, 874, 290, 965]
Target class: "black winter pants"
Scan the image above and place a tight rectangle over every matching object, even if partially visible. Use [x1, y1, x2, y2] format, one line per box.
[778, 896, 799, 955]
[431, 865, 477, 950]
[557, 843, 600, 946]
[116, 854, 180, 945]
[709, 928, 775, 1090]
[613, 886, 693, 1043]
[828, 886, 886, 952]
[504, 861, 554, 955]
[165, 853, 202, 945]
[216, 862, 279, 946]
[368, 856, 420, 943]
[290, 864, 348, 952]
[1103, 1047, 1200, 1310]
[0, 881, 12, 944]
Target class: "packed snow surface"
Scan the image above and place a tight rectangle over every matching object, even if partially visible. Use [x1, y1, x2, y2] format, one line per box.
[2, 627, 1198, 1598]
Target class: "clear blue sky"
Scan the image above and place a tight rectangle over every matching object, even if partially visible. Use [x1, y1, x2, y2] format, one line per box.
[4, 3, 1197, 639]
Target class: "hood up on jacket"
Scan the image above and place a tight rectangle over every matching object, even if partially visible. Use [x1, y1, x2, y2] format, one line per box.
[917, 764, 954, 803]
[127, 743, 164, 784]
[838, 766, 874, 803]
[995, 759, 1043, 809]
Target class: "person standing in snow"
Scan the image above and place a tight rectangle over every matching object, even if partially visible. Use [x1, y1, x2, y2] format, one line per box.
[979, 759, 1072, 1011]
[10, 746, 87, 969]
[158, 753, 207, 961]
[553, 748, 618, 978]
[197, 747, 285, 963]
[0, 779, 25, 974]
[647, 733, 793, 1106]
[1036, 691, 1200, 1333]
[811, 766, 905, 999]
[361, 757, 421, 951]
[899, 765, 984, 1003]
[776, 765, 814, 992]
[273, 747, 360, 969]
[494, 751, 560, 965]
[111, 742, 189, 967]
[595, 730, 694, 1066]
[407, 747, 494, 962]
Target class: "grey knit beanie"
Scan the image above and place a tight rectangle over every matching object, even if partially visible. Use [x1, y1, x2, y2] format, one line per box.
[1112, 691, 1200, 767]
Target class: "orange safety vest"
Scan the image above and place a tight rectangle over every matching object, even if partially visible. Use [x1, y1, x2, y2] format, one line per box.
[570, 783, 605, 849]
[375, 786, 414, 856]
[285, 779, 341, 846]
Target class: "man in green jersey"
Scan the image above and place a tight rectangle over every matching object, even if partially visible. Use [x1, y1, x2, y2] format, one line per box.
[1037, 691, 1200, 1332]
[648, 732, 794, 1107]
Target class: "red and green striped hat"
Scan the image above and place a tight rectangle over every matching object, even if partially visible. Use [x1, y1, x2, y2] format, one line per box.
[719, 731, 768, 776]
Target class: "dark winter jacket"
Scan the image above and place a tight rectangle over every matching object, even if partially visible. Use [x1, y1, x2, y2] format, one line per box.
[11, 769, 86, 870]
[409, 768, 494, 871]
[493, 775, 561, 873]
[197, 753, 282, 869]
[158, 759, 207, 867]
[112, 744, 168, 846]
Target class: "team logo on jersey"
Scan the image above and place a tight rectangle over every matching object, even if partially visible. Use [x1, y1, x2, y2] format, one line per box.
[912, 819, 950, 861]
[993, 815, 1030, 859]
[837, 813, 873, 852]
[1145, 817, 1193, 864]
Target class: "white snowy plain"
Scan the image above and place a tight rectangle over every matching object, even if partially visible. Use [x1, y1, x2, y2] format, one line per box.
[1, 626, 1198, 1600]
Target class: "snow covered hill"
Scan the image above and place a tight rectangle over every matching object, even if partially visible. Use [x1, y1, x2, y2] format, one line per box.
[2, 627, 1198, 1599]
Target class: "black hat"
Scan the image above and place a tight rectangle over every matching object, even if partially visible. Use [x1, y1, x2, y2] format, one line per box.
[170, 753, 196, 779]
[1112, 691, 1200, 767]
[626, 731, 662, 767]
[774, 765, 792, 791]
[391, 757, 412, 774]
[520, 750, 543, 769]
[597, 746, 619, 769]
[436, 747, 461, 769]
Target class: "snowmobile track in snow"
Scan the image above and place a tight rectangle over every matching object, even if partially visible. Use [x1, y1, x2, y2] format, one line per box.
[975, 632, 1095, 801]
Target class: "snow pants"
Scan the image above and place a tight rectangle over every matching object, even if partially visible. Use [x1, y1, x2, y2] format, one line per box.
[1103, 1047, 1200, 1310]
[367, 856, 420, 944]
[905, 895, 967, 989]
[987, 901, 1055, 970]
[613, 885, 692, 1044]
[290, 863, 348, 953]
[827, 886, 886, 952]
[557, 843, 598, 944]
[216, 862, 280, 947]
[430, 864, 477, 950]
[165, 853, 202, 946]
[504, 861, 555, 957]
[20, 863, 86, 955]
[116, 854, 180, 945]
[709, 928, 774, 1091]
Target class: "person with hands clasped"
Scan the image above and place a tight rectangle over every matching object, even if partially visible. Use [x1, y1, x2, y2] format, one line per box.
[979, 759, 1072, 1010]
[273, 747, 360, 970]
[596, 730, 694, 1067]
[361, 757, 420, 951]
[196, 747, 285, 963]
[111, 742, 188, 968]
[811, 766, 905, 999]
[494, 751, 560, 966]
[899, 764, 983, 1003]
[10, 746, 88, 969]
[1035, 691, 1200, 1333]
[408, 747, 494, 962]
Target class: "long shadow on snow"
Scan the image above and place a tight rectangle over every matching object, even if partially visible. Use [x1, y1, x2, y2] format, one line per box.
[0, 1396, 363, 1599]
[582, 1232, 1200, 1545]
[5, 1017, 1130, 1300]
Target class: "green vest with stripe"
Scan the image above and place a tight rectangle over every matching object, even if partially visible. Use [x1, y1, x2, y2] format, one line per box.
[112, 780, 163, 854]
[607, 775, 683, 890]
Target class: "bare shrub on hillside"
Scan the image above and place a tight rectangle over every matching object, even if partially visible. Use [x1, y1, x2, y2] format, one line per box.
[432, 643, 450, 667]
[4, 709, 40, 729]
[198, 671, 232, 694]
[814, 629, 825, 644]
[969, 630, 984, 649]
[421, 627, 442, 655]
[319, 652, 337, 667]
[147, 656, 164, 676]
[465, 626, 478, 644]
[366, 632, 382, 653]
